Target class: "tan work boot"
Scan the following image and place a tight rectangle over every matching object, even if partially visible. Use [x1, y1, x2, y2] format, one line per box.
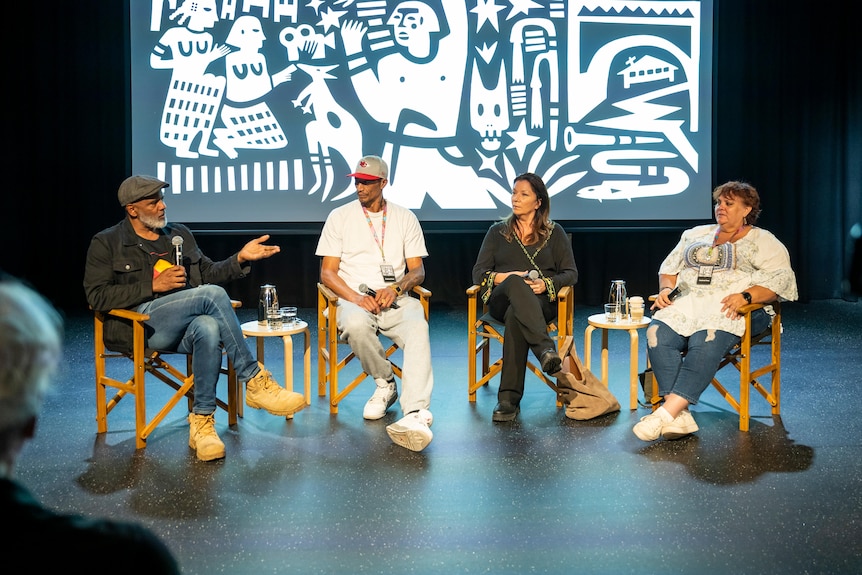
[245, 362, 307, 416]
[188, 413, 225, 461]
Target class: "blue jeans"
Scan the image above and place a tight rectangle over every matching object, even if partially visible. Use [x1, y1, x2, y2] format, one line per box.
[137, 285, 259, 414]
[646, 310, 771, 404]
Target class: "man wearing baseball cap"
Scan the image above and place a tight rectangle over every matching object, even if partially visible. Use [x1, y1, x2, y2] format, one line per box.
[316, 155, 436, 451]
[84, 175, 307, 461]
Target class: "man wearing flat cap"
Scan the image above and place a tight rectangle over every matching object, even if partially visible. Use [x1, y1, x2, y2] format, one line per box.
[84, 175, 306, 461]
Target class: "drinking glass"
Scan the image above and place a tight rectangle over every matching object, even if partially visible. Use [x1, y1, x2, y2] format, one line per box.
[604, 303, 621, 323]
[267, 307, 283, 329]
[281, 306, 298, 326]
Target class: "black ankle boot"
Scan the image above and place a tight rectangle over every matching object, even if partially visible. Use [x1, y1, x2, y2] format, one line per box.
[492, 402, 520, 422]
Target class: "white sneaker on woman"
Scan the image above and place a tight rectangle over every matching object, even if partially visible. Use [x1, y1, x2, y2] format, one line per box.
[633, 411, 665, 441]
[661, 410, 699, 439]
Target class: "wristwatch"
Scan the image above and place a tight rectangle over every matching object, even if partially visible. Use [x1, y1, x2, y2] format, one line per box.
[741, 291, 752, 304]
[390, 283, 403, 296]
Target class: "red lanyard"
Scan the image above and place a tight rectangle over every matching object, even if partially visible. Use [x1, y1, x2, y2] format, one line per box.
[362, 202, 387, 261]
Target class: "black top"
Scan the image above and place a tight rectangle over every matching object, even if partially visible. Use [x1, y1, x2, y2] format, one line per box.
[472, 221, 578, 291]
[1, 477, 180, 573]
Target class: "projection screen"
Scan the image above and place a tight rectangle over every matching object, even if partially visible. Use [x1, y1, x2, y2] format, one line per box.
[130, 0, 714, 225]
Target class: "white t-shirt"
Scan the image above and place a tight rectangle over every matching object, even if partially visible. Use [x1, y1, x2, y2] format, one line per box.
[315, 199, 428, 293]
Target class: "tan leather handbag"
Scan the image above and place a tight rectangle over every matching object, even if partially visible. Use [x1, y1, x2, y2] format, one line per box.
[555, 337, 621, 420]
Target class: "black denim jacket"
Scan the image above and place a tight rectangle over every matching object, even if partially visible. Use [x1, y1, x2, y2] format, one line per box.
[84, 218, 249, 352]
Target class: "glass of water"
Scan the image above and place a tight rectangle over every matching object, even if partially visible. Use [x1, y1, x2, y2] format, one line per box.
[281, 306, 297, 326]
[267, 307, 283, 329]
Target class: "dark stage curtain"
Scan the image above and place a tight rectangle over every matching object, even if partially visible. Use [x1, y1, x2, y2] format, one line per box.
[6, 0, 860, 312]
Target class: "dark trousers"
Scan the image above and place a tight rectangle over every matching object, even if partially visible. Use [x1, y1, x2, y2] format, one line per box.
[488, 276, 556, 405]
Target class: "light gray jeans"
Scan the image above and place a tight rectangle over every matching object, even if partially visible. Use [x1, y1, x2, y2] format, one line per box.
[336, 296, 433, 414]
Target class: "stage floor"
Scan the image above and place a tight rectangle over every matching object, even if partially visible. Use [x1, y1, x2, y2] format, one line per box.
[17, 300, 862, 574]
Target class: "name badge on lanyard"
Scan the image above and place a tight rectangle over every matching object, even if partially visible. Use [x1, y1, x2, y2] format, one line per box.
[697, 265, 714, 285]
[364, 203, 396, 281]
[380, 264, 396, 282]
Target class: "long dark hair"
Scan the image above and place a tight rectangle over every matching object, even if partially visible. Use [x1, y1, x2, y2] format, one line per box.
[501, 172, 553, 244]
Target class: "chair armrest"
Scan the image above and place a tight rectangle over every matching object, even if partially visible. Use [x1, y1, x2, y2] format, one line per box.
[738, 302, 766, 314]
[104, 308, 150, 322]
[318, 282, 339, 304]
[411, 285, 432, 299]
[319, 282, 430, 302]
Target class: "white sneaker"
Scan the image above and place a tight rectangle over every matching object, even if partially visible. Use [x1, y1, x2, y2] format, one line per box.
[363, 382, 397, 420]
[662, 410, 699, 439]
[633, 411, 665, 441]
[386, 409, 433, 452]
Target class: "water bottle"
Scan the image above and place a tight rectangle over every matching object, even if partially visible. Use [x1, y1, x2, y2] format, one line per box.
[258, 284, 278, 325]
[608, 280, 628, 320]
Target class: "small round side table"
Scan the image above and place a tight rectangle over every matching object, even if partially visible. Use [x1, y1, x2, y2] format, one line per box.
[240, 320, 311, 418]
[584, 314, 651, 410]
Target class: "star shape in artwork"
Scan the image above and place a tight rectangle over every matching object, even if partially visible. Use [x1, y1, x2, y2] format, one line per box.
[292, 97, 313, 115]
[306, 0, 326, 16]
[477, 150, 502, 176]
[470, 0, 506, 33]
[507, 0, 543, 20]
[319, 7, 347, 33]
[505, 119, 540, 160]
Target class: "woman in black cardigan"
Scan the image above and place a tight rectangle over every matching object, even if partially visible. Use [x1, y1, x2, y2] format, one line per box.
[472, 173, 578, 422]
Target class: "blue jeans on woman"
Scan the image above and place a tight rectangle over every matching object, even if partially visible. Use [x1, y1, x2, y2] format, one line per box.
[646, 309, 771, 404]
[137, 285, 259, 415]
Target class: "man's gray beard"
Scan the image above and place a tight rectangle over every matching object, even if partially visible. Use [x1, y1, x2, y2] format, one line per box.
[139, 213, 167, 229]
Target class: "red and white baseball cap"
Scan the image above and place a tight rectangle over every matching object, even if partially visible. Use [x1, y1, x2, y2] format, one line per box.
[347, 155, 388, 179]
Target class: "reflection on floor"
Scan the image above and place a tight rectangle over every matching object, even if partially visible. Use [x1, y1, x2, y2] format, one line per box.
[17, 301, 862, 574]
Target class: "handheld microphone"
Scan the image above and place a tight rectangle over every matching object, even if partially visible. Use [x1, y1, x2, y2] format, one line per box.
[358, 283, 399, 309]
[526, 270, 539, 280]
[171, 235, 184, 266]
[668, 282, 688, 301]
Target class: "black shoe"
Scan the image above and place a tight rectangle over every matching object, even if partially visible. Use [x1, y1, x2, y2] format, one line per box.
[540, 349, 562, 375]
[492, 402, 520, 422]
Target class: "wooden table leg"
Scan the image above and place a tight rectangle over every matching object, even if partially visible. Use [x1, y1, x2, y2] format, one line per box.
[628, 328, 639, 410]
[281, 334, 293, 392]
[301, 327, 311, 405]
[282, 334, 294, 420]
[600, 328, 609, 386]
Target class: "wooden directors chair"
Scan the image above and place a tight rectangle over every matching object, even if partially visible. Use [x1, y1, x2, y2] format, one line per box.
[645, 300, 784, 431]
[317, 282, 432, 414]
[466, 283, 574, 404]
[93, 303, 240, 449]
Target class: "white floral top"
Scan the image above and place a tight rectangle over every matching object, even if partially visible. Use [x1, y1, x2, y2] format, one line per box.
[653, 225, 798, 337]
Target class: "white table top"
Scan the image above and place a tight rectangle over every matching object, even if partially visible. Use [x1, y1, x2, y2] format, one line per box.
[240, 319, 308, 337]
[586, 313, 651, 330]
